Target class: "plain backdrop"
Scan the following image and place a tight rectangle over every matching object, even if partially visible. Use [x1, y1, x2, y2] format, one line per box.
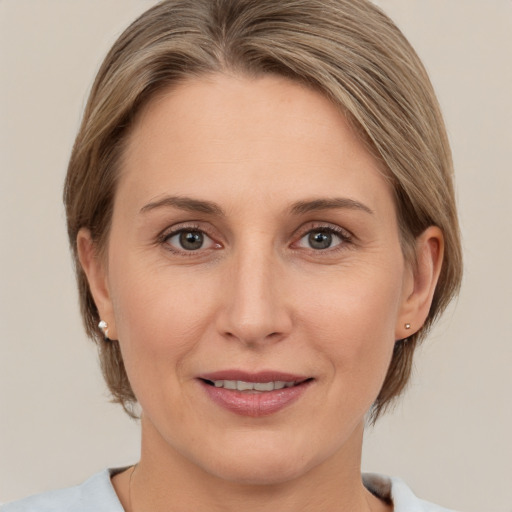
[1, 1, 511, 510]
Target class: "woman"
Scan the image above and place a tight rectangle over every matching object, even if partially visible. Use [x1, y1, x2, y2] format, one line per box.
[2, 0, 463, 511]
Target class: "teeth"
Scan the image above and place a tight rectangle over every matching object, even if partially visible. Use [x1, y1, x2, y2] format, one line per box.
[254, 382, 274, 391]
[237, 381, 255, 391]
[211, 380, 297, 391]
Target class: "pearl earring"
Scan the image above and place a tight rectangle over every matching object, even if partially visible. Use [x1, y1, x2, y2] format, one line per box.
[405, 323, 411, 330]
[98, 320, 110, 340]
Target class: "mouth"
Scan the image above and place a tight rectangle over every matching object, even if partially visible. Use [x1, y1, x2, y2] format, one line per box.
[200, 378, 310, 392]
[198, 371, 314, 417]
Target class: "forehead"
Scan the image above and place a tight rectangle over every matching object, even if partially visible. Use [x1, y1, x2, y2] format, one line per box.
[117, 73, 394, 217]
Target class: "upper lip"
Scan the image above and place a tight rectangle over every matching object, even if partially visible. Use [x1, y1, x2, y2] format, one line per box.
[199, 370, 311, 383]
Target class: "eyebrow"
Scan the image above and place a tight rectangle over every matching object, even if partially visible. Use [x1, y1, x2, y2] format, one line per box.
[290, 198, 374, 215]
[140, 195, 374, 216]
[140, 196, 225, 216]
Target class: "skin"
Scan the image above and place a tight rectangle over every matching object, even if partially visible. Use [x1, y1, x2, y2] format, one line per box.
[78, 73, 443, 512]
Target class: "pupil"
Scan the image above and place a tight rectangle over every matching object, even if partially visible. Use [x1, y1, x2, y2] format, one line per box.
[180, 231, 203, 250]
[309, 231, 332, 249]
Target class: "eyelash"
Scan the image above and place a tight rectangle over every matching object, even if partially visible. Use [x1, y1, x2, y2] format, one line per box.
[158, 223, 220, 257]
[293, 223, 353, 254]
[158, 222, 353, 256]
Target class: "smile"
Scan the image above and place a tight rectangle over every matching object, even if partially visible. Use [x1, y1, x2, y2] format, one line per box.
[199, 372, 313, 417]
[207, 380, 298, 391]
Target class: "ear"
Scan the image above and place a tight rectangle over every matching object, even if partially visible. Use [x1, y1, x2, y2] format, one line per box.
[395, 226, 444, 340]
[77, 228, 118, 340]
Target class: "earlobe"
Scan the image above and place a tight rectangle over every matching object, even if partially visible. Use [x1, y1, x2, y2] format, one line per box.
[76, 228, 118, 340]
[396, 226, 444, 340]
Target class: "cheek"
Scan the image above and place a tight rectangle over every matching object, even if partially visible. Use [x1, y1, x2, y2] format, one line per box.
[298, 264, 403, 384]
[108, 269, 221, 427]
[302, 262, 403, 338]
[108, 254, 219, 382]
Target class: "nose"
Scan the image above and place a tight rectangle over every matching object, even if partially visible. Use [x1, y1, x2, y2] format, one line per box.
[216, 246, 293, 346]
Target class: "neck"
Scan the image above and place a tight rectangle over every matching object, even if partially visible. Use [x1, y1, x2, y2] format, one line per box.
[113, 418, 390, 512]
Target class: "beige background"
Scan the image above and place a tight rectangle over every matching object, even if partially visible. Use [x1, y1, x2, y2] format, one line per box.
[1, 1, 511, 510]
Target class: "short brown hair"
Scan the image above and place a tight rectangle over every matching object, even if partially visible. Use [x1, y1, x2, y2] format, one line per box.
[64, 0, 462, 421]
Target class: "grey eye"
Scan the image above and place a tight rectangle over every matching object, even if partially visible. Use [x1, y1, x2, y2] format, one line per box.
[308, 231, 332, 249]
[297, 228, 343, 250]
[308, 231, 333, 250]
[167, 230, 214, 251]
[179, 231, 204, 250]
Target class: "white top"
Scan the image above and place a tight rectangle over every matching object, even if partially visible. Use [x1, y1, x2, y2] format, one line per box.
[1, 469, 459, 512]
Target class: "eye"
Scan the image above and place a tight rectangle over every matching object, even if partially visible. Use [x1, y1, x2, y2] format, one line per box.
[164, 229, 217, 252]
[296, 227, 348, 251]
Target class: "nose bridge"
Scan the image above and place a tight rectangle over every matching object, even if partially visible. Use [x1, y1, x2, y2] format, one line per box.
[219, 236, 291, 344]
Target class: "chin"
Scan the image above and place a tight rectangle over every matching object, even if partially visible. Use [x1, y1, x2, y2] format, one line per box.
[211, 456, 313, 486]
[197, 435, 321, 486]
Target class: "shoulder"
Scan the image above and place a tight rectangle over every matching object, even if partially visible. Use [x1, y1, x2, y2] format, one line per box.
[0, 469, 124, 512]
[363, 473, 461, 512]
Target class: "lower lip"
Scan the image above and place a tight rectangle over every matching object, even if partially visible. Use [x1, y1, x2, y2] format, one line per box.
[200, 380, 312, 417]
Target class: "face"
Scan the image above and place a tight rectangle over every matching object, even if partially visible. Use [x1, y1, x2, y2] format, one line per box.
[82, 74, 425, 485]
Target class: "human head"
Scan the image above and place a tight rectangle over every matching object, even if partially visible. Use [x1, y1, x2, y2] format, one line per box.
[64, 0, 462, 421]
